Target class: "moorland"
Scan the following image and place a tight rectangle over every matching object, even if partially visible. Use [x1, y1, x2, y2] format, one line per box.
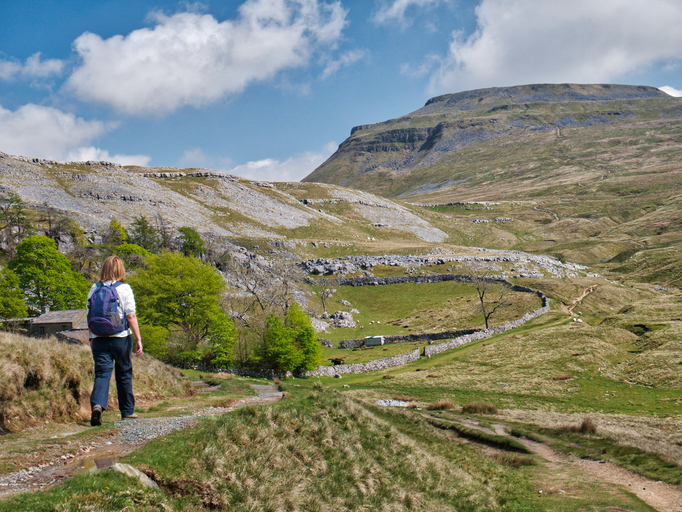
[0, 83, 681, 511]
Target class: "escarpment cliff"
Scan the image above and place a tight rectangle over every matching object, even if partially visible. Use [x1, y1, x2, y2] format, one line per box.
[303, 83, 682, 202]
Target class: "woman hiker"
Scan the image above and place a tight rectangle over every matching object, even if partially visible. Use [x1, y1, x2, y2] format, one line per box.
[87, 255, 143, 426]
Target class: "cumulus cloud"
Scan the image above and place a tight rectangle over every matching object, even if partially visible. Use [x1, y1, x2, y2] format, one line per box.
[322, 49, 366, 79]
[0, 52, 64, 81]
[65, 146, 151, 166]
[0, 103, 148, 165]
[372, 0, 446, 25]
[67, 0, 348, 115]
[180, 147, 210, 167]
[222, 142, 336, 182]
[659, 85, 682, 97]
[430, 0, 682, 93]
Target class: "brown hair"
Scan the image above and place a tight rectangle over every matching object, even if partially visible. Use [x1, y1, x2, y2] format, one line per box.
[100, 255, 126, 282]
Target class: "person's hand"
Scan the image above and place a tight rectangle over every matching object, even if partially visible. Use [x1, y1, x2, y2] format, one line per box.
[134, 339, 143, 356]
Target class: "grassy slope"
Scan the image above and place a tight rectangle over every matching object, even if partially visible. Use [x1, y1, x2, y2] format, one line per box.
[0, 386, 660, 512]
[0, 332, 192, 432]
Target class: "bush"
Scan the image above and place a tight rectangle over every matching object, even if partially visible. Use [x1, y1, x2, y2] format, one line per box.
[462, 402, 498, 415]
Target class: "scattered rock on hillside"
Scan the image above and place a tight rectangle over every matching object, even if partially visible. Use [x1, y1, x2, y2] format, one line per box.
[330, 311, 356, 328]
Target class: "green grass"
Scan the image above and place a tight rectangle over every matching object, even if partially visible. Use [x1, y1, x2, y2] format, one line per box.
[314, 280, 542, 345]
[544, 428, 682, 486]
[0, 386, 661, 511]
[427, 418, 532, 453]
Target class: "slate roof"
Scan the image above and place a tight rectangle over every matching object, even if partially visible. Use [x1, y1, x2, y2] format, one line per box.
[31, 309, 88, 329]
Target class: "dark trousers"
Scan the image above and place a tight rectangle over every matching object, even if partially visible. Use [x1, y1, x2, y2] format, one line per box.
[90, 335, 135, 417]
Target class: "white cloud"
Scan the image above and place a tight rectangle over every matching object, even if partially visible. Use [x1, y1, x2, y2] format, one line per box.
[321, 49, 366, 79]
[0, 103, 148, 165]
[659, 85, 682, 97]
[0, 52, 64, 81]
[180, 147, 210, 167]
[430, 0, 682, 93]
[65, 146, 151, 166]
[67, 0, 348, 115]
[372, 0, 445, 25]
[222, 141, 336, 182]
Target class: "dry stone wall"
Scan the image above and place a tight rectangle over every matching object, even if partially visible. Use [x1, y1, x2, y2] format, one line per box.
[301, 349, 421, 377]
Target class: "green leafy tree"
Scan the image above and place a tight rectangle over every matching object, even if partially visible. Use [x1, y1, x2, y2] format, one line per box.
[105, 218, 129, 246]
[259, 315, 303, 372]
[129, 215, 160, 252]
[0, 267, 27, 321]
[178, 227, 204, 258]
[0, 192, 33, 257]
[8, 235, 90, 312]
[114, 242, 150, 269]
[256, 304, 321, 372]
[138, 324, 169, 360]
[128, 252, 237, 365]
[285, 303, 322, 371]
[209, 314, 238, 368]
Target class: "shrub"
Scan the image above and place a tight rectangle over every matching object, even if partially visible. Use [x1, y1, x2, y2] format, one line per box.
[382, 374, 396, 379]
[462, 402, 498, 415]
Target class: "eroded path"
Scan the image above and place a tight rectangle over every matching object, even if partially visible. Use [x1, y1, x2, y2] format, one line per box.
[422, 412, 682, 512]
[0, 383, 282, 499]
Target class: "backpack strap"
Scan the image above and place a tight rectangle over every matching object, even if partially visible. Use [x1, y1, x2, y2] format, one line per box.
[111, 282, 129, 331]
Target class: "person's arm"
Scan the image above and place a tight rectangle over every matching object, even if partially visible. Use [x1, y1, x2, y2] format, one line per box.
[126, 313, 143, 356]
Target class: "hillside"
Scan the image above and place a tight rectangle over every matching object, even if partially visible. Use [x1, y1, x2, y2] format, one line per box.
[0, 152, 448, 254]
[304, 84, 682, 284]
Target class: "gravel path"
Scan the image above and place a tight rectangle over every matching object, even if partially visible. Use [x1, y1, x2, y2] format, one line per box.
[0, 383, 282, 498]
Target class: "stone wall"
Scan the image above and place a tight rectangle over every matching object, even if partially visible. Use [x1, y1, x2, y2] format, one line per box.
[423, 304, 550, 357]
[301, 349, 421, 377]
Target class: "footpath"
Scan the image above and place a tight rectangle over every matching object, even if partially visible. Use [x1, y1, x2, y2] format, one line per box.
[0, 383, 282, 499]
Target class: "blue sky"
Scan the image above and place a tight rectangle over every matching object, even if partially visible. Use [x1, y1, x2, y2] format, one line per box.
[1, 0, 682, 181]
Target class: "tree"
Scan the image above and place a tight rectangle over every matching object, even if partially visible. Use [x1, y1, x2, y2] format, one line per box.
[0, 267, 27, 321]
[8, 235, 90, 312]
[256, 304, 321, 372]
[470, 274, 512, 330]
[105, 218, 128, 246]
[285, 303, 322, 371]
[114, 242, 150, 269]
[155, 214, 176, 251]
[258, 315, 303, 372]
[0, 192, 33, 257]
[128, 252, 237, 365]
[178, 227, 204, 257]
[129, 215, 160, 252]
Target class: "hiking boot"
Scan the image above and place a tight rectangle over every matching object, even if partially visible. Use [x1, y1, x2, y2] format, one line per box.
[122, 413, 138, 420]
[90, 405, 103, 426]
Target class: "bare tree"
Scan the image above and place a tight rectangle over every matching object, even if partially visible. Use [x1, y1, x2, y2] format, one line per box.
[470, 274, 512, 330]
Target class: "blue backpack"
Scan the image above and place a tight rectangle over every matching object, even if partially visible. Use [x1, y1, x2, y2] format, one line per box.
[87, 282, 128, 336]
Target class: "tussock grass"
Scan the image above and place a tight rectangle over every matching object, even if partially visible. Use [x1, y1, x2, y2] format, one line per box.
[490, 452, 537, 467]
[426, 399, 457, 410]
[125, 388, 522, 511]
[0, 332, 191, 432]
[462, 402, 499, 415]
[427, 418, 531, 453]
[552, 374, 572, 381]
[392, 395, 419, 402]
[509, 427, 545, 443]
[559, 416, 598, 435]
